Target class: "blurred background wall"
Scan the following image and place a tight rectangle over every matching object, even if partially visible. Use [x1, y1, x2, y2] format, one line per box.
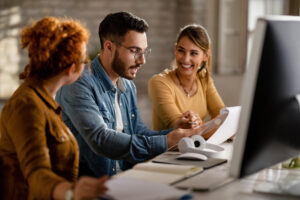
[0, 0, 298, 127]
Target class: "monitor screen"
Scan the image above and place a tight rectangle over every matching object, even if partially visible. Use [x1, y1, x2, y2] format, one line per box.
[230, 16, 300, 178]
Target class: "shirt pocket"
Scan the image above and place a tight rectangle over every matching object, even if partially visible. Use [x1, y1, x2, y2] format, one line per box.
[46, 114, 71, 149]
[48, 119, 70, 143]
[47, 121, 74, 170]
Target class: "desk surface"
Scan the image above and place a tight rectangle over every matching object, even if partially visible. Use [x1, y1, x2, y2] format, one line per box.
[184, 143, 300, 200]
[190, 164, 300, 200]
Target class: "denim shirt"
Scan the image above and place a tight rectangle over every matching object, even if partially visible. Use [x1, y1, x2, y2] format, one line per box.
[56, 56, 170, 177]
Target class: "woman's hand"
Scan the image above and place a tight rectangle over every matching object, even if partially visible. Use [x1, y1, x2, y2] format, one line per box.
[74, 176, 109, 200]
[174, 111, 202, 129]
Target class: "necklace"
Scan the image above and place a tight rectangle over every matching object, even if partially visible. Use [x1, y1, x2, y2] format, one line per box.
[175, 69, 195, 98]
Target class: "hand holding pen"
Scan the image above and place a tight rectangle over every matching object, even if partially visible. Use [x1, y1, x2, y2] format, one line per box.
[173, 110, 202, 129]
[183, 111, 202, 129]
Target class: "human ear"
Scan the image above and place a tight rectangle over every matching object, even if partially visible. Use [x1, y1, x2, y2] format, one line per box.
[104, 40, 114, 52]
[64, 63, 76, 75]
[174, 43, 178, 55]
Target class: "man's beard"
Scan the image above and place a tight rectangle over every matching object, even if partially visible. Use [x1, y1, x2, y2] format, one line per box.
[111, 50, 140, 80]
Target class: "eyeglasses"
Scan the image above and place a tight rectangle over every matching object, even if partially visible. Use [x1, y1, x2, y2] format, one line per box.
[113, 41, 151, 60]
[81, 60, 90, 65]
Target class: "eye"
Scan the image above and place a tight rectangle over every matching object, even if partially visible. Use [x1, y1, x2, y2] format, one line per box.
[81, 58, 90, 64]
[191, 52, 199, 56]
[177, 48, 185, 53]
[129, 48, 140, 54]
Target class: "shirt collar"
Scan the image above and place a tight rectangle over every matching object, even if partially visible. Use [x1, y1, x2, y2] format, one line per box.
[116, 78, 126, 93]
[91, 55, 126, 93]
[25, 78, 62, 114]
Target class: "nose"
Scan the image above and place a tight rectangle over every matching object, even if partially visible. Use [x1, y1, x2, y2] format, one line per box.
[136, 54, 146, 65]
[182, 53, 190, 63]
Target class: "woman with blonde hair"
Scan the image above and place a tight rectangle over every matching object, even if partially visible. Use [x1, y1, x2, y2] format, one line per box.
[0, 17, 108, 200]
[148, 24, 225, 139]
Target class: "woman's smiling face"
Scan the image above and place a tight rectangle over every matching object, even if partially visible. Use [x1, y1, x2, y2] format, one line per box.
[175, 36, 208, 77]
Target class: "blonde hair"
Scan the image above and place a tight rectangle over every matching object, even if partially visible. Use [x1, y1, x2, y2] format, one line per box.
[20, 16, 90, 80]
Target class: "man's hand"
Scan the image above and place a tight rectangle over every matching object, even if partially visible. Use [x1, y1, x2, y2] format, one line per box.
[166, 125, 208, 149]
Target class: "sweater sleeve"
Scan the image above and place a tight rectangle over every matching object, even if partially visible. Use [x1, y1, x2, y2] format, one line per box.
[6, 98, 66, 199]
[148, 75, 182, 129]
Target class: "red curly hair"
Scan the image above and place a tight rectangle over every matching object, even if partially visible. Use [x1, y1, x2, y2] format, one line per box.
[19, 16, 90, 80]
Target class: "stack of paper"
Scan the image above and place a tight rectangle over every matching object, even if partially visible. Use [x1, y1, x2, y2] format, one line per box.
[104, 176, 191, 200]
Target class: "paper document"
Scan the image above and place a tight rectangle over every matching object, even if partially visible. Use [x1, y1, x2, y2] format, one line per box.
[105, 177, 190, 200]
[197, 111, 228, 135]
[207, 106, 241, 145]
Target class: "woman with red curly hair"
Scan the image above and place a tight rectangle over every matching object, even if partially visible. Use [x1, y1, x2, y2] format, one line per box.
[0, 17, 108, 200]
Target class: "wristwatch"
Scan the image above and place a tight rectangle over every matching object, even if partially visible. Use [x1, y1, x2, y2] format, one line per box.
[65, 188, 73, 200]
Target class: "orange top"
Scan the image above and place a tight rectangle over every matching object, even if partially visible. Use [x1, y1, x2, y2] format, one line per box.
[0, 79, 79, 199]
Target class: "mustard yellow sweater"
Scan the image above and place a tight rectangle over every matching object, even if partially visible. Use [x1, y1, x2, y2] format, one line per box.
[148, 69, 225, 131]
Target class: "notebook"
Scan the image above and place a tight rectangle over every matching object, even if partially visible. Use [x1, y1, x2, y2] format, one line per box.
[115, 162, 203, 185]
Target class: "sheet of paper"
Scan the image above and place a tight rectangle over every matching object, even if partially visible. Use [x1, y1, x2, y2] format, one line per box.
[193, 109, 228, 136]
[104, 176, 190, 200]
[207, 106, 241, 145]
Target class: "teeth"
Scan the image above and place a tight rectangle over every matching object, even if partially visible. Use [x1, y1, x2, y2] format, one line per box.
[182, 64, 192, 69]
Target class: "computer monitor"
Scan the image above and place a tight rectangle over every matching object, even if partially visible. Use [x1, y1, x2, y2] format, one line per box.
[230, 16, 300, 179]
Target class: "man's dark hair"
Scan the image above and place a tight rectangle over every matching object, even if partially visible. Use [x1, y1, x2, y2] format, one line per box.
[98, 11, 149, 49]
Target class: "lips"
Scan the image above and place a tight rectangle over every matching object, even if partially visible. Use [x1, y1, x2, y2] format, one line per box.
[129, 65, 140, 74]
[182, 64, 192, 69]
[129, 68, 138, 74]
[180, 63, 194, 70]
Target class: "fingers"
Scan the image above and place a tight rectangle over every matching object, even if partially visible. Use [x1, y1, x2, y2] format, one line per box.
[74, 176, 109, 200]
[98, 175, 109, 184]
[98, 176, 109, 194]
[188, 111, 202, 124]
[183, 124, 208, 137]
[182, 110, 192, 118]
[181, 111, 203, 129]
[174, 117, 190, 129]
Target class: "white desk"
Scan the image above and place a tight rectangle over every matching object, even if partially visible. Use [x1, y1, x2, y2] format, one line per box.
[188, 163, 300, 200]
[185, 143, 300, 200]
[111, 142, 300, 200]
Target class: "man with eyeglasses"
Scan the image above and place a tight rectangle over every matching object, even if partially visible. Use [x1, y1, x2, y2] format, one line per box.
[56, 11, 202, 177]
